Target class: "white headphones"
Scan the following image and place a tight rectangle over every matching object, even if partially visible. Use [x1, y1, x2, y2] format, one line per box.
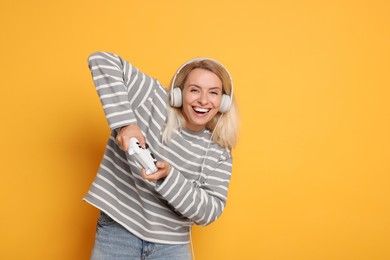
[169, 57, 234, 113]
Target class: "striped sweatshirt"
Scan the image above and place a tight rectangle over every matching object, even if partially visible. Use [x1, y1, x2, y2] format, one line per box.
[83, 52, 233, 244]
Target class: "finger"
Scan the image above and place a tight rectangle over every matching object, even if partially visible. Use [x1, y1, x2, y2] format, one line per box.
[155, 161, 162, 169]
[143, 172, 157, 183]
[141, 168, 146, 177]
[116, 136, 123, 149]
[123, 138, 130, 152]
[137, 135, 146, 149]
[157, 161, 167, 169]
[117, 137, 127, 151]
[142, 167, 164, 182]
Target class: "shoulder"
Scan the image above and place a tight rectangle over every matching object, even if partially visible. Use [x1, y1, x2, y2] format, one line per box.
[216, 145, 232, 161]
[207, 138, 232, 162]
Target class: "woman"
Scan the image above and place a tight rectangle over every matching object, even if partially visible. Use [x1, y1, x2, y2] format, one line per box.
[85, 52, 239, 259]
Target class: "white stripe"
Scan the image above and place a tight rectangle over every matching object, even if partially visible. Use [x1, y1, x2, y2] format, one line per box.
[154, 89, 168, 120]
[123, 60, 132, 87]
[204, 189, 227, 201]
[203, 163, 231, 175]
[207, 175, 230, 183]
[93, 73, 123, 82]
[95, 81, 123, 91]
[100, 91, 128, 99]
[171, 139, 219, 163]
[128, 68, 139, 89]
[103, 101, 129, 109]
[91, 64, 119, 71]
[106, 109, 133, 119]
[129, 73, 146, 103]
[109, 120, 137, 129]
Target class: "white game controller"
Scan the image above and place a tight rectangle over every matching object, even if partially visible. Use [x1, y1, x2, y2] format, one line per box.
[128, 137, 158, 175]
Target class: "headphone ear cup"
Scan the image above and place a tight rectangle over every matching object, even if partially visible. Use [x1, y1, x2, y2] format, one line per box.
[170, 87, 182, 107]
[219, 94, 231, 113]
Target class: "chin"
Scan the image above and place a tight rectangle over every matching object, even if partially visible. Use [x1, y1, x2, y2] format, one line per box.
[184, 107, 218, 131]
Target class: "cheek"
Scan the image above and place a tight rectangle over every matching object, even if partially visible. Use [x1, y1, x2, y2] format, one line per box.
[212, 95, 222, 107]
[181, 95, 193, 115]
[182, 92, 195, 105]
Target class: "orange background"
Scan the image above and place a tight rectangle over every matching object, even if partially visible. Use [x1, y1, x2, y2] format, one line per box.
[1, 0, 389, 259]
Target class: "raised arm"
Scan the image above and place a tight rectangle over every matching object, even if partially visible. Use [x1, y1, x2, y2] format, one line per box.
[88, 51, 156, 131]
[88, 52, 159, 149]
[88, 51, 135, 130]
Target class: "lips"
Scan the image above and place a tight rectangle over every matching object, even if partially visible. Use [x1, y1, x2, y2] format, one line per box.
[193, 107, 211, 115]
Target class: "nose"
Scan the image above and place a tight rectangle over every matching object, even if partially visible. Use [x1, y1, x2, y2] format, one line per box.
[198, 91, 209, 105]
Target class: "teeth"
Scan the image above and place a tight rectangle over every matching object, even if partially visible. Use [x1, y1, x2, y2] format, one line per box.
[193, 107, 210, 113]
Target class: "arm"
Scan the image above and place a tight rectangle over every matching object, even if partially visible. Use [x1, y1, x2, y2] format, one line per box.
[155, 150, 233, 226]
[88, 52, 155, 148]
[88, 51, 136, 130]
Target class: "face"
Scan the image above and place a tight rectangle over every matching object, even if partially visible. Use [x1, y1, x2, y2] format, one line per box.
[181, 68, 223, 132]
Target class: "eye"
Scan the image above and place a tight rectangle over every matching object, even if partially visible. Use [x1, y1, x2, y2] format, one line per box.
[210, 89, 221, 95]
[190, 88, 199, 93]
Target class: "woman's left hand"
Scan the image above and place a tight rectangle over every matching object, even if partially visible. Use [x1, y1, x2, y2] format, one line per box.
[141, 161, 171, 182]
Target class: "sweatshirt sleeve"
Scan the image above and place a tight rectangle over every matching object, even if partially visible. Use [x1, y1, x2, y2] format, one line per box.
[155, 149, 233, 226]
[87, 51, 156, 131]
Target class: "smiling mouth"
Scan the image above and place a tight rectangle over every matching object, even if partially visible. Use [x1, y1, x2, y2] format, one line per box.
[193, 107, 211, 115]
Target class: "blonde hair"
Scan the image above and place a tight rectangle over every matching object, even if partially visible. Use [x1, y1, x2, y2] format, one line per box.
[162, 59, 239, 149]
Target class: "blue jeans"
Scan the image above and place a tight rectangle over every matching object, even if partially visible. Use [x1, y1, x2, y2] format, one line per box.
[91, 211, 191, 260]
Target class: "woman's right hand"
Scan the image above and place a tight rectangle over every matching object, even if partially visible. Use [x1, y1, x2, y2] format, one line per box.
[116, 124, 146, 151]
